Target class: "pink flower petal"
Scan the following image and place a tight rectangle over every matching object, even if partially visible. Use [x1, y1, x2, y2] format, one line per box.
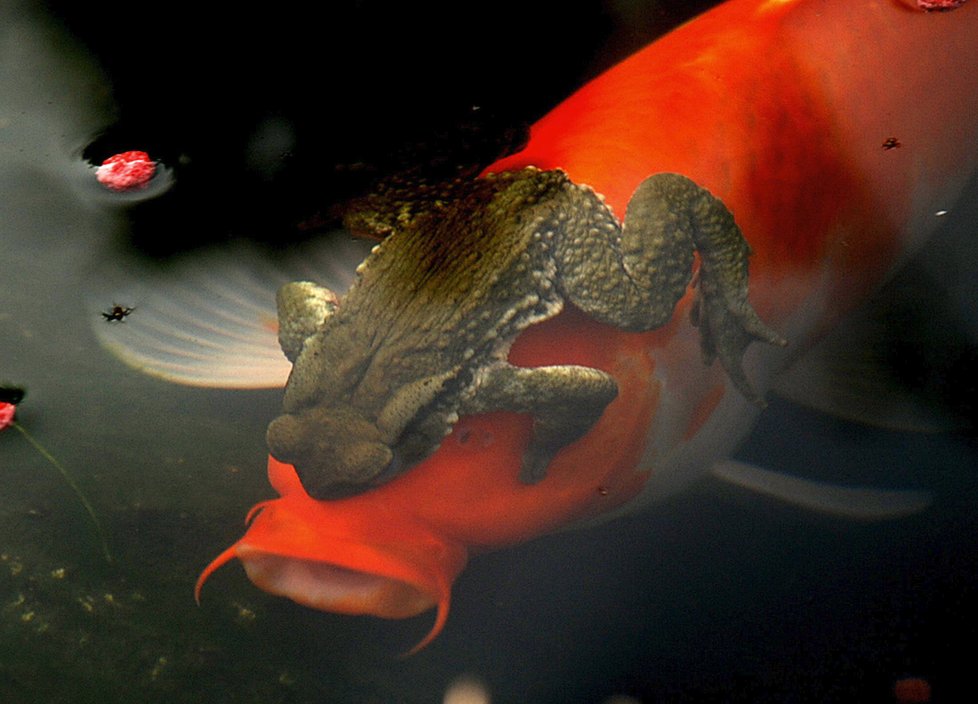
[95, 150, 157, 191]
[0, 402, 15, 431]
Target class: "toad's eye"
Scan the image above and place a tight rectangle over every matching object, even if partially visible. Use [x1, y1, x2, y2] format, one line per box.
[372, 448, 405, 486]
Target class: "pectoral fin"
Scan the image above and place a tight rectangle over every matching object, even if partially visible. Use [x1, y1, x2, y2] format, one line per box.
[86, 232, 372, 388]
[774, 287, 967, 433]
[711, 460, 932, 521]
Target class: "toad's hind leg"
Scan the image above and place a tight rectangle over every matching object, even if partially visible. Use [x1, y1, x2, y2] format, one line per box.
[555, 172, 786, 404]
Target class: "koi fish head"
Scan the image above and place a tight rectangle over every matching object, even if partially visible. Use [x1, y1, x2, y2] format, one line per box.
[196, 309, 664, 652]
[196, 455, 468, 654]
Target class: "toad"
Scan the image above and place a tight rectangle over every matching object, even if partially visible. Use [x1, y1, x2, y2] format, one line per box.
[266, 167, 784, 498]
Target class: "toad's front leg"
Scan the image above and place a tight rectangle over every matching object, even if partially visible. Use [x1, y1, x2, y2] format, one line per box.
[552, 172, 786, 403]
[462, 363, 619, 483]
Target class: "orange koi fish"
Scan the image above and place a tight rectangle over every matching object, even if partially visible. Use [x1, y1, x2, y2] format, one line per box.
[92, 0, 978, 652]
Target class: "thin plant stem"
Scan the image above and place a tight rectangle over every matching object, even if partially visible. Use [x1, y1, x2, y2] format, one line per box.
[11, 421, 113, 564]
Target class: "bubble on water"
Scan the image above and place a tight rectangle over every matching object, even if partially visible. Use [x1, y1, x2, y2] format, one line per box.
[443, 675, 491, 704]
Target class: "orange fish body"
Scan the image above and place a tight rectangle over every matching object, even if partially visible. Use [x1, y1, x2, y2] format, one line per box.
[197, 0, 978, 651]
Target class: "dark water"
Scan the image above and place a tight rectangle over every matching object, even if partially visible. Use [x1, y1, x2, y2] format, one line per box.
[2, 2, 976, 702]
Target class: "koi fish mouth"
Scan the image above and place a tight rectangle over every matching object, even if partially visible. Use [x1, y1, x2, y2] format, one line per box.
[195, 458, 468, 654]
[235, 549, 437, 618]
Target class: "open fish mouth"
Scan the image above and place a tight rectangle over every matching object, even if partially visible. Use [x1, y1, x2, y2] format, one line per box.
[236, 548, 439, 619]
[195, 458, 469, 654]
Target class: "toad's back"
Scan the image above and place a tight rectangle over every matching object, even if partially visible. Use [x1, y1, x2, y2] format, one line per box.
[338, 169, 572, 367]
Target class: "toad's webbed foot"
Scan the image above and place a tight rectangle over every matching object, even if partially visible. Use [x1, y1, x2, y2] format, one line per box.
[623, 174, 786, 403]
[690, 266, 787, 406]
[463, 362, 619, 483]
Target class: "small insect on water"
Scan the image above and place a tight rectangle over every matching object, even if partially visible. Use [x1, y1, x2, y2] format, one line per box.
[102, 304, 135, 322]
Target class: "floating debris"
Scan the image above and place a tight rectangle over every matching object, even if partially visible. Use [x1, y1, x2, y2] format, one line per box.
[149, 655, 169, 681]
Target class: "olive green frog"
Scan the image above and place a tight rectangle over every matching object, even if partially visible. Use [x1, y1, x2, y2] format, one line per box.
[266, 167, 784, 498]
